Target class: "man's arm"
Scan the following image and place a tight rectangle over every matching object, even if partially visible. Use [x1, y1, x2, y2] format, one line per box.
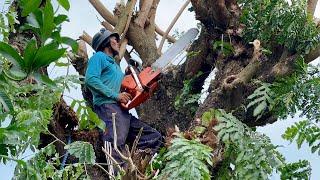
[85, 54, 119, 101]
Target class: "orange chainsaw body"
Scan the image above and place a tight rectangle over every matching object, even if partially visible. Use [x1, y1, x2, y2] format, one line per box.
[121, 67, 161, 109]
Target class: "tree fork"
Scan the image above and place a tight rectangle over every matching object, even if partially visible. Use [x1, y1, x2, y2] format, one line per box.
[89, 0, 176, 43]
[114, 0, 137, 35]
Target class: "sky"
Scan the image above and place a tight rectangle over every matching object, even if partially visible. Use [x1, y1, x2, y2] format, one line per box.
[1, 0, 320, 179]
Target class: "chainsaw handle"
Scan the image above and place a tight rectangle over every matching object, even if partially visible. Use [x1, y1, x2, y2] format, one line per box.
[120, 90, 142, 109]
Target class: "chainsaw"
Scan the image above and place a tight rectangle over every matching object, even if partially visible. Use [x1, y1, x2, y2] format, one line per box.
[120, 28, 199, 110]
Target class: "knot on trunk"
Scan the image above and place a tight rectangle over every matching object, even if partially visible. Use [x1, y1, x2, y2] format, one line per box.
[223, 74, 241, 90]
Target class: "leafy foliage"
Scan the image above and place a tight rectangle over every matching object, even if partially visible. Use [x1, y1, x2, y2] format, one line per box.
[0, 1, 99, 179]
[0, 0, 79, 82]
[0, 4, 18, 41]
[211, 109, 285, 179]
[239, 0, 320, 54]
[199, 109, 312, 179]
[0, 79, 62, 163]
[70, 100, 105, 131]
[0, 90, 14, 112]
[65, 141, 96, 164]
[158, 136, 213, 180]
[247, 58, 319, 121]
[247, 59, 320, 155]
[175, 72, 202, 114]
[282, 120, 320, 155]
[212, 40, 234, 56]
[12, 144, 90, 180]
[279, 160, 311, 180]
[57, 0, 71, 11]
[247, 82, 273, 119]
[272, 60, 320, 122]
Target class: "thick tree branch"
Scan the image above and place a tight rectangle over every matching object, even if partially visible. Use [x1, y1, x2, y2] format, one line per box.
[114, 0, 137, 35]
[89, 0, 175, 43]
[101, 21, 114, 31]
[147, 0, 159, 25]
[190, 0, 210, 25]
[135, 0, 154, 27]
[223, 61, 261, 90]
[79, 31, 92, 45]
[118, 38, 128, 60]
[307, 0, 318, 15]
[157, 0, 191, 54]
[68, 40, 89, 76]
[155, 25, 176, 43]
[89, 0, 117, 26]
[212, 0, 231, 29]
[223, 40, 262, 89]
[143, 0, 159, 41]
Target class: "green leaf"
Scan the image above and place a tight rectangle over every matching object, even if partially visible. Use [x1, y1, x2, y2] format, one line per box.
[88, 108, 105, 131]
[41, 1, 54, 41]
[20, 0, 42, 17]
[33, 43, 66, 71]
[60, 37, 79, 52]
[55, 62, 71, 67]
[26, 13, 40, 29]
[253, 101, 267, 117]
[194, 126, 206, 134]
[23, 39, 37, 72]
[65, 141, 96, 164]
[159, 137, 212, 180]
[0, 42, 24, 67]
[296, 133, 305, 149]
[2, 66, 27, 81]
[54, 14, 69, 25]
[57, 0, 70, 11]
[34, 73, 57, 87]
[201, 111, 213, 127]
[70, 100, 77, 109]
[311, 144, 319, 153]
[0, 90, 14, 112]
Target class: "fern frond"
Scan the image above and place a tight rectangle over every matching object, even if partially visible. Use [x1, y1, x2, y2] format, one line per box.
[158, 137, 212, 180]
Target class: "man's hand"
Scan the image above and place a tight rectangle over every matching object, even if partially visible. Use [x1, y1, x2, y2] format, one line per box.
[118, 92, 132, 104]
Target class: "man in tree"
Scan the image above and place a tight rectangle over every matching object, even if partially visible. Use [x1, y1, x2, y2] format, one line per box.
[85, 28, 162, 164]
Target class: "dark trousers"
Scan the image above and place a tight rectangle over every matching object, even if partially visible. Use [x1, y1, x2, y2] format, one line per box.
[93, 103, 162, 164]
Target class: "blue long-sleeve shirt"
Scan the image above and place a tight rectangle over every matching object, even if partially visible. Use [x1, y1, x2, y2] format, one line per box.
[85, 52, 124, 105]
